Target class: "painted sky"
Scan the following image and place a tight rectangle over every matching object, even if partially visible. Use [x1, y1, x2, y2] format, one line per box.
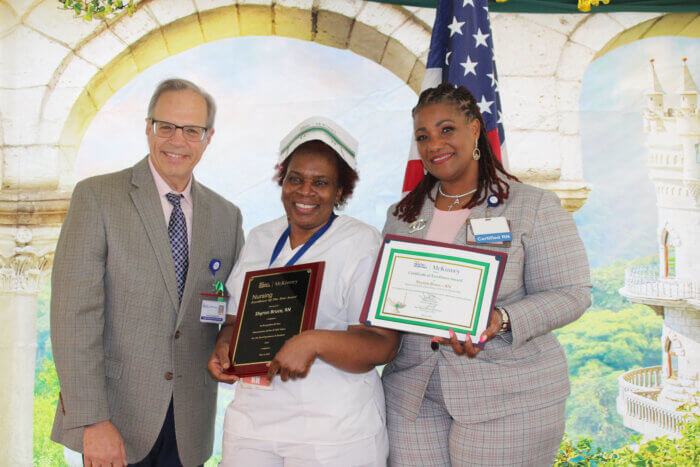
[576, 36, 699, 267]
[75, 37, 416, 232]
[75, 35, 700, 269]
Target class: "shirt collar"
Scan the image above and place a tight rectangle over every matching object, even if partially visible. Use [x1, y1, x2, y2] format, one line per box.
[148, 156, 192, 201]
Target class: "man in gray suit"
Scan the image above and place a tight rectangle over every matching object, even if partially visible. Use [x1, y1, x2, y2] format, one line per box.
[51, 79, 244, 466]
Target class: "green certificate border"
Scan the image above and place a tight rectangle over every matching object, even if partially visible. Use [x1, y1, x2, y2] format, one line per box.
[373, 248, 490, 334]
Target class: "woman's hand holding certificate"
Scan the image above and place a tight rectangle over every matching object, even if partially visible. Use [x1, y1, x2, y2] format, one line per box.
[432, 308, 505, 356]
[361, 234, 507, 345]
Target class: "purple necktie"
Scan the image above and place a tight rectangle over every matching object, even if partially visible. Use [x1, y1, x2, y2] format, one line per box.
[166, 193, 188, 302]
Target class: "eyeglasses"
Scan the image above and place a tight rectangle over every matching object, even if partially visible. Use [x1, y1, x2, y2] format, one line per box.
[151, 119, 208, 142]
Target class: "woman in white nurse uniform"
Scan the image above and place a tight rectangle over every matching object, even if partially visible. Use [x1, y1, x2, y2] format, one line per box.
[207, 117, 399, 466]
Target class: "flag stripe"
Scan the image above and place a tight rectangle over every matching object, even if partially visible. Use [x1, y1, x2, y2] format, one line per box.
[487, 128, 501, 162]
[401, 159, 426, 194]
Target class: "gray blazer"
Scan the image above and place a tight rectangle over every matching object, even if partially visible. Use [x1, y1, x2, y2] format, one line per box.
[381, 180, 591, 424]
[50, 157, 244, 466]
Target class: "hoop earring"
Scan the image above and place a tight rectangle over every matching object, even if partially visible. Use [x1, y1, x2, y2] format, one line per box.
[472, 147, 481, 161]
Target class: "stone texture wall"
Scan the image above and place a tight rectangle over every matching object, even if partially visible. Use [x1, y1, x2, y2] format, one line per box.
[661, 306, 700, 410]
[3, 1, 693, 209]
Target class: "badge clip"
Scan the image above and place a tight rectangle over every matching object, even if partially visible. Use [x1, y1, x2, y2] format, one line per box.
[200, 258, 228, 323]
[485, 194, 500, 218]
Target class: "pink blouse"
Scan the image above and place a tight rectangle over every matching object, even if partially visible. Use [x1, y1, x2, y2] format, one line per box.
[425, 206, 472, 243]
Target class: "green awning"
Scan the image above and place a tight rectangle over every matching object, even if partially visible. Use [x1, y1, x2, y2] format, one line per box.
[368, 1, 700, 13]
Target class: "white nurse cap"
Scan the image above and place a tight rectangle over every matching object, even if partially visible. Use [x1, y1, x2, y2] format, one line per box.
[278, 116, 358, 171]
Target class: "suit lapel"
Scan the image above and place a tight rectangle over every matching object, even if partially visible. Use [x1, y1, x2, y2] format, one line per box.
[461, 194, 487, 245]
[471, 185, 509, 219]
[177, 180, 210, 328]
[415, 194, 434, 240]
[400, 188, 435, 241]
[460, 184, 509, 245]
[469, 201, 488, 220]
[130, 157, 181, 313]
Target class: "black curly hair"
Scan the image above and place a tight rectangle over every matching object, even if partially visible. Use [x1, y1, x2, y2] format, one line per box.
[393, 83, 518, 222]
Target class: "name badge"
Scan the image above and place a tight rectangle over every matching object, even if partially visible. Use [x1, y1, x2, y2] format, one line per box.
[469, 217, 512, 244]
[200, 299, 227, 324]
[240, 375, 274, 390]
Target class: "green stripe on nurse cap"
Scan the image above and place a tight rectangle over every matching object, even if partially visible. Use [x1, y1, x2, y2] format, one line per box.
[279, 116, 358, 171]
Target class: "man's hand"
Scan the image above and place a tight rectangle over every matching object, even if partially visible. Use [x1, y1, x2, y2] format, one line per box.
[83, 420, 127, 467]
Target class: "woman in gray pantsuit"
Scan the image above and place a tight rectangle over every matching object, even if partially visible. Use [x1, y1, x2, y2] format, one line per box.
[381, 84, 591, 466]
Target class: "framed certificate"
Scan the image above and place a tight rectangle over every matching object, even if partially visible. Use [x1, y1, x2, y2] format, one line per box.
[360, 235, 506, 344]
[226, 262, 324, 377]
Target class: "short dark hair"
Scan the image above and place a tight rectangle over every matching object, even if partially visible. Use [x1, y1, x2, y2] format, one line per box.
[274, 140, 359, 208]
[147, 78, 217, 128]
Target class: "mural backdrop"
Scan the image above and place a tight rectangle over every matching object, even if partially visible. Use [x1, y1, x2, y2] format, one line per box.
[13, 2, 700, 465]
[29, 32, 698, 465]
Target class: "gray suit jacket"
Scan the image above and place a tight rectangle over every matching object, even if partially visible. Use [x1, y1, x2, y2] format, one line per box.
[382, 180, 591, 424]
[50, 157, 244, 466]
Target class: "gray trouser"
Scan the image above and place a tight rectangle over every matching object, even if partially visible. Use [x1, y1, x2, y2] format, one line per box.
[387, 367, 565, 467]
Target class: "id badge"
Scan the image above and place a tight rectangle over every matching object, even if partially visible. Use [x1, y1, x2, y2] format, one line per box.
[200, 259, 229, 323]
[466, 217, 512, 247]
[200, 298, 227, 324]
[240, 375, 274, 390]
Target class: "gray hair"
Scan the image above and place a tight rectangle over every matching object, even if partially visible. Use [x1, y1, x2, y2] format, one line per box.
[147, 78, 217, 128]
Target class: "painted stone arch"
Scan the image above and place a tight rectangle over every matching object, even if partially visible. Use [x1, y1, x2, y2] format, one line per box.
[46, 1, 433, 190]
[417, 10, 697, 211]
[595, 13, 700, 59]
[2, 3, 698, 198]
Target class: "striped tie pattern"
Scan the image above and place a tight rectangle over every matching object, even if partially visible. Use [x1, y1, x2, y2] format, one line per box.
[166, 193, 188, 302]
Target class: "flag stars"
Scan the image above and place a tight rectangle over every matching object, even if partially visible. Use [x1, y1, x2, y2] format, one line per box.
[460, 55, 478, 76]
[473, 28, 489, 48]
[429, 0, 503, 149]
[447, 16, 465, 37]
[486, 72, 498, 89]
[477, 95, 494, 114]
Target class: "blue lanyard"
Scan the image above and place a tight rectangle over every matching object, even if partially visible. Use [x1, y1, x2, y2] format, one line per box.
[269, 214, 337, 267]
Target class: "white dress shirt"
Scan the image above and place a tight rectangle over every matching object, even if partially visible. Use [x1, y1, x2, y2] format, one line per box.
[148, 156, 193, 246]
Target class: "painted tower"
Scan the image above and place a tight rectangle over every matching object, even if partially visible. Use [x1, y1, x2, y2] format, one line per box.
[617, 59, 700, 440]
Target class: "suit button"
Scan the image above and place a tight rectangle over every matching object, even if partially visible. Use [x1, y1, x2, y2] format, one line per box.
[165, 372, 173, 380]
[174, 330, 181, 339]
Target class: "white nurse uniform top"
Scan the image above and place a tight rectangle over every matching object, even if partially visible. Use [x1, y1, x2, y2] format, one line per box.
[223, 214, 385, 447]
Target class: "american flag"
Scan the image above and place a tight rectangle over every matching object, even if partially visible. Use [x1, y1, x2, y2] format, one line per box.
[401, 0, 507, 194]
